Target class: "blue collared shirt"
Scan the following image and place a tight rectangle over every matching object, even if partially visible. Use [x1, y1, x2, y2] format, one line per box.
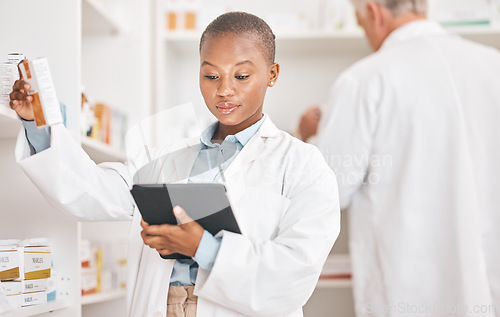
[22, 114, 266, 286]
[170, 114, 266, 285]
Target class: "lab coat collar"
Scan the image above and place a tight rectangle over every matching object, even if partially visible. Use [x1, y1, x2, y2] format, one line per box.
[222, 115, 280, 180]
[199, 113, 267, 147]
[381, 20, 451, 51]
[173, 114, 280, 182]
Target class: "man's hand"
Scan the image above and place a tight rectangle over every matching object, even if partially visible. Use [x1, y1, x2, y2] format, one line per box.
[298, 106, 321, 142]
[9, 79, 34, 121]
[140, 206, 205, 257]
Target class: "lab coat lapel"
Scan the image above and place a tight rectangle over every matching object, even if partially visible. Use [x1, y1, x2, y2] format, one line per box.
[223, 116, 280, 180]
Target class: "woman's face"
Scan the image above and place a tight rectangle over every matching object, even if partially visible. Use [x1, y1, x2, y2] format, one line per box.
[199, 33, 279, 135]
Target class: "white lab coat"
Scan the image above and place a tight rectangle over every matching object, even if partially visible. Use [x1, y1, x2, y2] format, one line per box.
[15, 116, 340, 317]
[317, 20, 500, 316]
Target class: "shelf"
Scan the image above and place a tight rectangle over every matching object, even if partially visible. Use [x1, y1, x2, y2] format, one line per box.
[163, 30, 370, 54]
[163, 29, 365, 41]
[446, 25, 500, 49]
[316, 278, 352, 289]
[0, 106, 22, 139]
[82, 0, 123, 35]
[162, 24, 500, 54]
[162, 25, 500, 40]
[81, 289, 126, 305]
[0, 300, 70, 317]
[81, 137, 126, 163]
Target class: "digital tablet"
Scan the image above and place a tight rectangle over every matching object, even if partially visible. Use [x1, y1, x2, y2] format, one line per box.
[130, 183, 241, 259]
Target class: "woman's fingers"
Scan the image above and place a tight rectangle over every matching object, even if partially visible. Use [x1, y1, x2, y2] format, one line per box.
[9, 90, 28, 102]
[157, 249, 174, 256]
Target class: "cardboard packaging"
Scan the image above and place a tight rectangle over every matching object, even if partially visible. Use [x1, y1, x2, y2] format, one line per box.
[20, 246, 51, 280]
[1, 278, 48, 296]
[5, 294, 22, 309]
[21, 291, 47, 307]
[1, 280, 22, 296]
[0, 246, 20, 281]
[17, 57, 62, 127]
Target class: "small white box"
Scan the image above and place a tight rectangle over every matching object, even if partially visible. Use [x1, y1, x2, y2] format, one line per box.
[1, 280, 22, 296]
[21, 291, 47, 307]
[20, 246, 51, 280]
[17, 58, 62, 128]
[0, 246, 20, 281]
[5, 293, 22, 309]
[22, 279, 48, 293]
[81, 268, 97, 295]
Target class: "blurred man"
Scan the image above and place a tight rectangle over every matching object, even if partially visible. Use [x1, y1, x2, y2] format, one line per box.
[299, 0, 500, 316]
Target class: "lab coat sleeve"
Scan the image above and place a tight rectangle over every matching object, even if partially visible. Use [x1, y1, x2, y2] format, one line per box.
[316, 72, 377, 210]
[15, 123, 135, 221]
[194, 147, 340, 316]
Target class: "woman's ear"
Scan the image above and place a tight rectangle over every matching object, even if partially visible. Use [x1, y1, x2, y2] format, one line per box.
[268, 62, 280, 87]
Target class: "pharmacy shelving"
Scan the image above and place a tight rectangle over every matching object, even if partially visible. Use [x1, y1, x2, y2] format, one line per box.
[0, 108, 126, 163]
[82, 0, 124, 35]
[0, 300, 71, 317]
[0, 0, 150, 316]
[162, 25, 500, 53]
[316, 278, 352, 289]
[161, 29, 368, 53]
[157, 23, 500, 134]
[81, 137, 126, 163]
[81, 289, 126, 306]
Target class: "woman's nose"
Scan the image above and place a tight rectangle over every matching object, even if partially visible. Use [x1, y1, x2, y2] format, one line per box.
[217, 78, 234, 96]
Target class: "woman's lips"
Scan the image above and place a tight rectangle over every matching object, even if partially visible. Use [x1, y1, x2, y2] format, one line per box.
[216, 102, 239, 115]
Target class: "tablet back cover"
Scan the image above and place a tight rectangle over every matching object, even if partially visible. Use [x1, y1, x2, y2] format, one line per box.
[131, 184, 240, 260]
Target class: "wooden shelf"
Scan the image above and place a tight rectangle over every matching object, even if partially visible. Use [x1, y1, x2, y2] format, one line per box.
[82, 0, 123, 35]
[316, 278, 352, 289]
[81, 289, 126, 305]
[0, 106, 22, 139]
[81, 137, 126, 163]
[0, 300, 71, 317]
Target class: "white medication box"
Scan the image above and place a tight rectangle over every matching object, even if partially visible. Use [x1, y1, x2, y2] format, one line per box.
[21, 291, 47, 307]
[1, 280, 22, 296]
[20, 246, 51, 280]
[22, 278, 48, 293]
[5, 293, 22, 309]
[0, 246, 20, 281]
[18, 57, 62, 128]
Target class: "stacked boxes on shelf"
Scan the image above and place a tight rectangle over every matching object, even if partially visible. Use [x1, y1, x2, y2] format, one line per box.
[0, 239, 55, 310]
[80, 239, 127, 296]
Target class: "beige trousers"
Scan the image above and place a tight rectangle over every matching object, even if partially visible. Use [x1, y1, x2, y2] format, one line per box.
[167, 285, 198, 317]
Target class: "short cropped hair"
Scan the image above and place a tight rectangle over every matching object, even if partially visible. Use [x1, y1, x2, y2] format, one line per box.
[199, 11, 276, 65]
[351, 0, 427, 16]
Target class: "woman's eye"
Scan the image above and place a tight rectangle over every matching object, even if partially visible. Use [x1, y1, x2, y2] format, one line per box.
[235, 75, 250, 80]
[205, 75, 219, 80]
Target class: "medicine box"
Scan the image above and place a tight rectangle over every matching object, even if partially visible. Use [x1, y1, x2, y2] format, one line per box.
[5, 293, 22, 309]
[20, 246, 51, 280]
[17, 57, 62, 128]
[21, 290, 47, 307]
[1, 280, 22, 296]
[0, 246, 20, 281]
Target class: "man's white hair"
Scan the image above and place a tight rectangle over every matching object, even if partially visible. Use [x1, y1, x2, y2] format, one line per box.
[351, 0, 427, 16]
